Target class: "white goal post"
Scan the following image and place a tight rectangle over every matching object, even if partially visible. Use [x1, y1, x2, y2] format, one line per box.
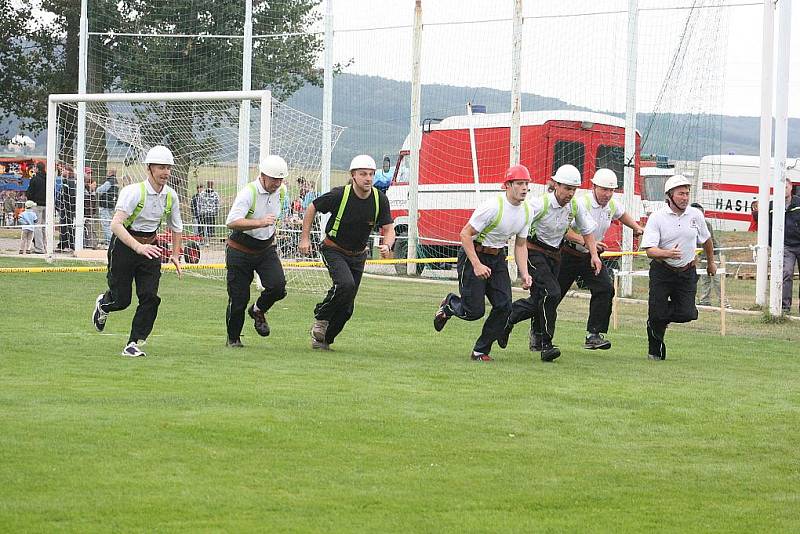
[44, 90, 272, 259]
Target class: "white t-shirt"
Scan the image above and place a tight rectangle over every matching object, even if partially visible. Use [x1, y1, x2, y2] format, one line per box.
[468, 194, 530, 247]
[528, 191, 596, 248]
[571, 190, 626, 252]
[640, 205, 710, 267]
[226, 180, 283, 241]
[115, 180, 182, 232]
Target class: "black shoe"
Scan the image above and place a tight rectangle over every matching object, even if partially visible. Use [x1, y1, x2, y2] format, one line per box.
[648, 353, 665, 361]
[433, 296, 451, 332]
[529, 332, 542, 352]
[584, 333, 611, 350]
[226, 339, 244, 348]
[540, 343, 561, 362]
[92, 293, 108, 332]
[497, 322, 513, 349]
[248, 304, 270, 337]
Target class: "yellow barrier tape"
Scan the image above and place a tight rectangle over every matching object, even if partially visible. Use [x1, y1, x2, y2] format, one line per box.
[0, 248, 703, 274]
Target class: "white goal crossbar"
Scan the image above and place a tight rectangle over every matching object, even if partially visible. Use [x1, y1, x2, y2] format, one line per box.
[44, 90, 272, 259]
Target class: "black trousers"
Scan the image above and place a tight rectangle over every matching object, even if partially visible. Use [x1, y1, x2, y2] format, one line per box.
[314, 245, 368, 345]
[443, 248, 512, 355]
[555, 252, 614, 334]
[225, 244, 287, 341]
[100, 235, 162, 344]
[508, 249, 561, 345]
[647, 260, 699, 358]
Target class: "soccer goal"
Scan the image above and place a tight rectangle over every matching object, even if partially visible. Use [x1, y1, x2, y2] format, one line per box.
[45, 90, 343, 291]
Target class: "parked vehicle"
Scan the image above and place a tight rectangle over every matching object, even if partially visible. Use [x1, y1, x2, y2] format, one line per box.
[696, 154, 800, 231]
[156, 229, 202, 264]
[387, 109, 643, 273]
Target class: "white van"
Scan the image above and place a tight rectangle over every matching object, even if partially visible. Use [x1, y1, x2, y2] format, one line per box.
[696, 155, 800, 231]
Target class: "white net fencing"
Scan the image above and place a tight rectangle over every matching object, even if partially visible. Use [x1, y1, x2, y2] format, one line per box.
[47, 94, 343, 290]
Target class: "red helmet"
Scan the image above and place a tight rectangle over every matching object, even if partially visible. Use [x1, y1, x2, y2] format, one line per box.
[504, 164, 531, 183]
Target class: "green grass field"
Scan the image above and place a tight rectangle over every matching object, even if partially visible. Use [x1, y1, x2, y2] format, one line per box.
[1, 257, 799, 532]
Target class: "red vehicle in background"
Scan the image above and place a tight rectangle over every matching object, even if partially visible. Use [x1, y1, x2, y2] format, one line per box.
[157, 229, 202, 264]
[387, 109, 643, 272]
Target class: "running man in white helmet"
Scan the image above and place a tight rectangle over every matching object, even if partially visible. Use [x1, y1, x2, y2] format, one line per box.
[223, 155, 290, 348]
[499, 164, 602, 362]
[91, 145, 183, 358]
[548, 168, 644, 351]
[640, 174, 715, 360]
[299, 155, 395, 350]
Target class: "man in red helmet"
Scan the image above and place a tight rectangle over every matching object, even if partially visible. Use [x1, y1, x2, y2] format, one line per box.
[433, 164, 533, 361]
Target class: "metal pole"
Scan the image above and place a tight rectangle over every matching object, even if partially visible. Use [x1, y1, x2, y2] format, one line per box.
[321, 0, 334, 193]
[407, 0, 423, 275]
[467, 103, 480, 193]
[769, 0, 792, 316]
[75, 0, 89, 252]
[621, 0, 639, 297]
[510, 0, 523, 167]
[46, 100, 57, 261]
[237, 0, 254, 189]
[260, 91, 272, 159]
[755, 0, 774, 307]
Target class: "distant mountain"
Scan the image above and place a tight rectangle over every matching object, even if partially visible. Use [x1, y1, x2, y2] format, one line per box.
[4, 73, 798, 168]
[287, 73, 800, 169]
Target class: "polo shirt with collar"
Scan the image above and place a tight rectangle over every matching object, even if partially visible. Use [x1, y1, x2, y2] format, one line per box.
[641, 205, 710, 268]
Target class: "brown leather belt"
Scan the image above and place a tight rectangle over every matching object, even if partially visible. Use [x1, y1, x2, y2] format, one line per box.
[322, 237, 368, 257]
[526, 241, 561, 261]
[562, 244, 589, 259]
[655, 259, 696, 272]
[474, 243, 503, 256]
[226, 238, 270, 255]
[132, 234, 156, 245]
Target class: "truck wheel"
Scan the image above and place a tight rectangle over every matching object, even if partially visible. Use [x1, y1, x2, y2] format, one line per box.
[184, 241, 201, 264]
[394, 235, 424, 275]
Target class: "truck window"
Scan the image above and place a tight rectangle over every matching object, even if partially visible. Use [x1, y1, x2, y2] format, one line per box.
[395, 155, 410, 184]
[596, 145, 624, 189]
[553, 140, 584, 177]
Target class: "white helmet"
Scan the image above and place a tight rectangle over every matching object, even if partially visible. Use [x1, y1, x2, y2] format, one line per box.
[144, 145, 174, 166]
[552, 164, 581, 187]
[591, 168, 618, 189]
[664, 174, 691, 194]
[259, 155, 289, 179]
[349, 154, 377, 171]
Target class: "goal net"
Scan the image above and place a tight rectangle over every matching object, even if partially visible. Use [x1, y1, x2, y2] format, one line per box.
[45, 91, 344, 291]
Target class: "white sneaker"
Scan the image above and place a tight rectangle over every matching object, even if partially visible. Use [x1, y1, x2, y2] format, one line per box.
[121, 341, 146, 357]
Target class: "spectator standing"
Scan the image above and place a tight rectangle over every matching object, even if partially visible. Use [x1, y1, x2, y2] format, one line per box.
[96, 171, 119, 246]
[57, 167, 77, 251]
[373, 156, 393, 194]
[83, 168, 98, 248]
[768, 179, 800, 314]
[18, 200, 38, 254]
[190, 184, 204, 235]
[25, 161, 47, 253]
[2, 192, 15, 226]
[691, 202, 730, 308]
[199, 180, 221, 246]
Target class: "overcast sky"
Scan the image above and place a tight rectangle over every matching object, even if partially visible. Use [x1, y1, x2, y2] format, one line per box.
[323, 0, 798, 118]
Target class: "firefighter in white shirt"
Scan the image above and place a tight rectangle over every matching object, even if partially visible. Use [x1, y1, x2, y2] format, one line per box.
[91, 145, 183, 358]
[556, 168, 644, 350]
[499, 164, 602, 362]
[640, 174, 715, 360]
[224, 155, 289, 348]
[433, 165, 533, 361]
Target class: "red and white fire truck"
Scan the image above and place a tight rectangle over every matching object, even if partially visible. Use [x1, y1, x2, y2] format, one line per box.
[387, 109, 643, 271]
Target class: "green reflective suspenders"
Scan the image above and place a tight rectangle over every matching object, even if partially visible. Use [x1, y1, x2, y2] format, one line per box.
[245, 183, 286, 219]
[475, 195, 530, 244]
[329, 185, 379, 238]
[124, 182, 173, 228]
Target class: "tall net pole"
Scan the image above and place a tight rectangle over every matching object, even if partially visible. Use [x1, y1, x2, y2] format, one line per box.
[75, 0, 89, 252]
[406, 0, 423, 275]
[756, 0, 775, 307]
[321, 0, 334, 194]
[621, 0, 639, 297]
[238, 0, 254, 189]
[769, 0, 793, 316]
[509, 0, 522, 168]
